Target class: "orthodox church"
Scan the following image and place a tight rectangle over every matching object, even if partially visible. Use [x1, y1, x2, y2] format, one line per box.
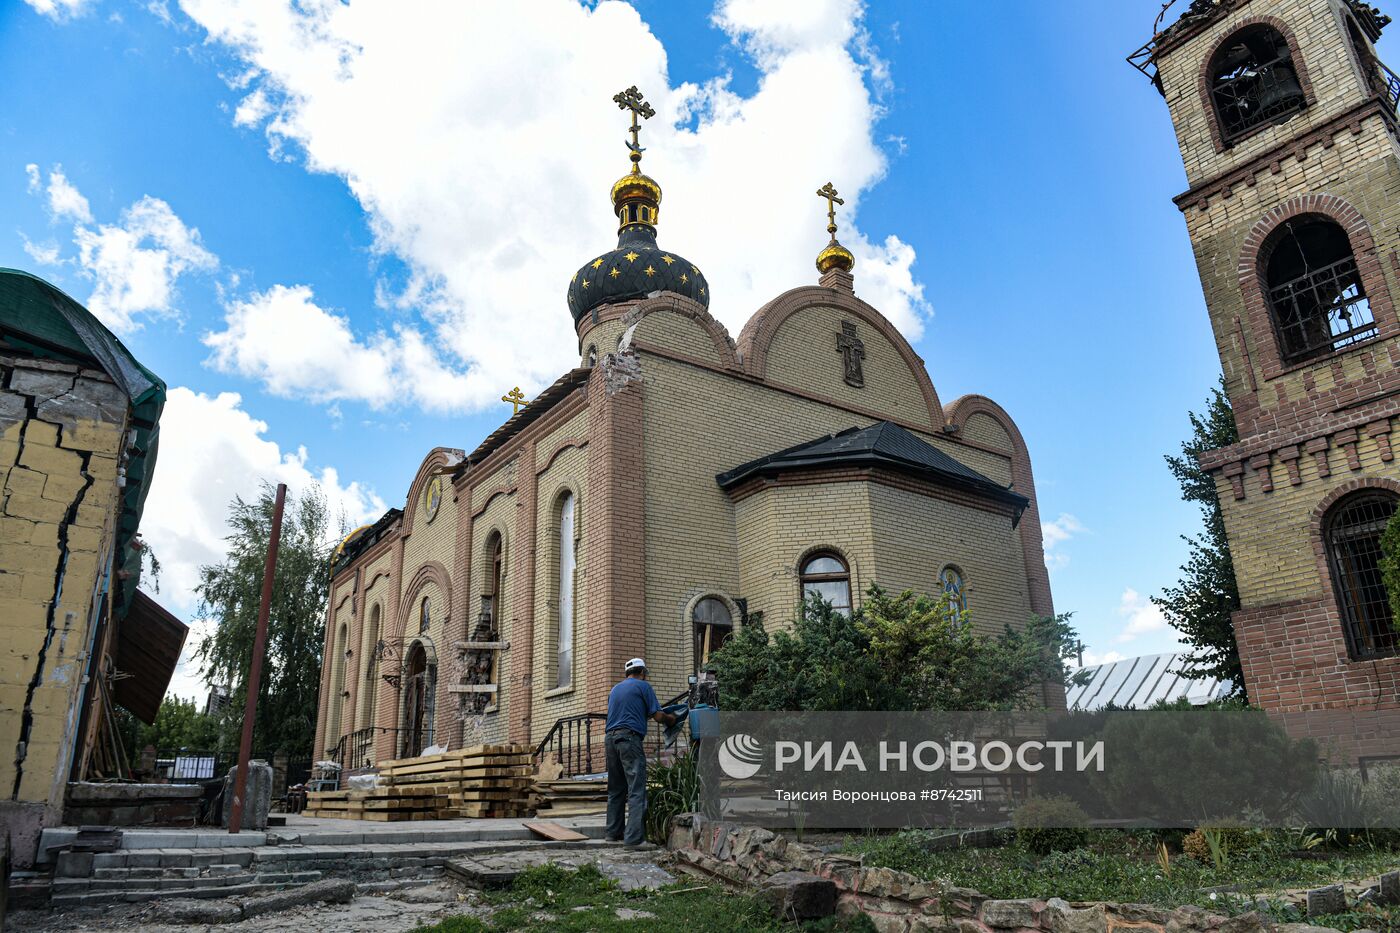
[313, 87, 1057, 768]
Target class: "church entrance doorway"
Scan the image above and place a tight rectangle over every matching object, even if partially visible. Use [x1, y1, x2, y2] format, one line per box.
[401, 642, 435, 758]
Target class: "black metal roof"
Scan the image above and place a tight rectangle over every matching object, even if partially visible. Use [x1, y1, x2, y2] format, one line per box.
[464, 368, 592, 468]
[716, 421, 1029, 522]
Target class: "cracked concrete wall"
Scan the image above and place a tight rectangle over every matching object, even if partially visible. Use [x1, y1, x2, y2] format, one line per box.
[0, 353, 128, 847]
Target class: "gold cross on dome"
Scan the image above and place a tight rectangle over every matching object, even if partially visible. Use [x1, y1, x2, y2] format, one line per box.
[817, 181, 845, 237]
[501, 387, 527, 415]
[613, 85, 656, 164]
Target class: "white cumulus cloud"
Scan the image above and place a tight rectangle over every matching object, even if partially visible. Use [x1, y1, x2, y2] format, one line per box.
[1042, 512, 1084, 572]
[1115, 588, 1169, 644]
[204, 283, 471, 410]
[23, 0, 97, 21]
[145, 388, 386, 700]
[23, 165, 218, 333]
[176, 0, 926, 412]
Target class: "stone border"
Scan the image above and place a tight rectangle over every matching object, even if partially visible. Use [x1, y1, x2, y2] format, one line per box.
[665, 815, 1398, 933]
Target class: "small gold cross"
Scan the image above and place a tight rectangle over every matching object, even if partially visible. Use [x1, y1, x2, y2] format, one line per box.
[817, 181, 845, 237]
[501, 387, 527, 415]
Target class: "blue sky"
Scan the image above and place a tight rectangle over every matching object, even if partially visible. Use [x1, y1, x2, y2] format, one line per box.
[3, 0, 1331, 698]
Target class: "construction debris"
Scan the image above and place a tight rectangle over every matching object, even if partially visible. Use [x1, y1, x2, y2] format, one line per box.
[527, 778, 608, 817]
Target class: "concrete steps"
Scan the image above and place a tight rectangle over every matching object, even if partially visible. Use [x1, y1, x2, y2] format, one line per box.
[38, 821, 609, 908]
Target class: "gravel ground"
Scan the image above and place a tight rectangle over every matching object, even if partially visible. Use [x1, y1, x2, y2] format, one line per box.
[8, 880, 477, 933]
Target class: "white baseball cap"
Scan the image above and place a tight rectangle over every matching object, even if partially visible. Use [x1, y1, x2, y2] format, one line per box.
[624, 657, 647, 674]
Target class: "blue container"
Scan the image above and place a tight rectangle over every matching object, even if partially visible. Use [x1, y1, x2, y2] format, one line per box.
[689, 705, 720, 739]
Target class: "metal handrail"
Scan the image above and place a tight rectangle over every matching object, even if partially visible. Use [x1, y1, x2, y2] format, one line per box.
[534, 688, 694, 776]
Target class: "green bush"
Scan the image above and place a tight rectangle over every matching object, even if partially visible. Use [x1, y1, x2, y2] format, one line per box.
[645, 752, 699, 844]
[1013, 795, 1090, 854]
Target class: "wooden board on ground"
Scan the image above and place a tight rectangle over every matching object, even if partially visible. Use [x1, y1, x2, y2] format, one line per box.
[523, 821, 588, 842]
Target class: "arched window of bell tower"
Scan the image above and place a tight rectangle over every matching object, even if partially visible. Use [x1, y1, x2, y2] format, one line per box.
[1207, 24, 1307, 145]
[1261, 216, 1376, 365]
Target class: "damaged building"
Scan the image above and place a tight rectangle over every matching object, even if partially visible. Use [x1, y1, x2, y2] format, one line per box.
[0, 268, 186, 868]
[314, 89, 1059, 771]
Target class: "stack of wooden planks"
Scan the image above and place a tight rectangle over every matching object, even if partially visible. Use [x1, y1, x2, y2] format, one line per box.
[528, 778, 609, 817]
[303, 784, 449, 821]
[303, 744, 535, 821]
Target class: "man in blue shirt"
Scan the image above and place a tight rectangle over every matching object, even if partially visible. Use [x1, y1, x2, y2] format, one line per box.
[605, 657, 678, 845]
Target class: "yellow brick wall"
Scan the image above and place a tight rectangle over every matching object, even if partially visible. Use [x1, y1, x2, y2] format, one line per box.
[1, 360, 128, 807]
[531, 443, 590, 735]
[960, 412, 1014, 452]
[733, 483, 875, 632]
[633, 307, 726, 365]
[355, 550, 394, 733]
[638, 343, 1024, 704]
[868, 484, 1030, 636]
[1158, 0, 1375, 187]
[1181, 115, 1400, 404]
[763, 302, 936, 432]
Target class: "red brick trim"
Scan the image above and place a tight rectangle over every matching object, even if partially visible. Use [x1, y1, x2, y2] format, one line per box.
[944, 395, 1054, 618]
[471, 485, 517, 520]
[1236, 192, 1397, 383]
[736, 286, 943, 429]
[1175, 99, 1393, 212]
[583, 362, 647, 715]
[1196, 16, 1317, 154]
[396, 560, 454, 640]
[401, 447, 465, 532]
[461, 390, 588, 487]
[505, 440, 539, 744]
[537, 436, 588, 474]
[364, 568, 391, 593]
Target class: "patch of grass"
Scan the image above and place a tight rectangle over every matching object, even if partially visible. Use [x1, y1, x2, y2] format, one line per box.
[843, 829, 1399, 912]
[413, 864, 876, 932]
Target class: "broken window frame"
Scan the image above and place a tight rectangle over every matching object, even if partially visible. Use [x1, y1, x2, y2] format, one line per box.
[1264, 218, 1377, 365]
[1324, 491, 1400, 660]
[692, 596, 734, 670]
[1209, 25, 1307, 144]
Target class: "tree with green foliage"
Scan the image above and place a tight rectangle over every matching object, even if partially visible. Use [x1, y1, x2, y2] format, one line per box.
[709, 584, 1084, 712]
[1377, 510, 1400, 634]
[195, 484, 340, 759]
[1152, 381, 1245, 696]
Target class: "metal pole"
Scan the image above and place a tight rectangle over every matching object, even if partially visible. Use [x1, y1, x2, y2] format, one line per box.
[230, 482, 286, 834]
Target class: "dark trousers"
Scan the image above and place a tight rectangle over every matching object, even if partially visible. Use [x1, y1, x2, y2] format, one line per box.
[605, 729, 647, 844]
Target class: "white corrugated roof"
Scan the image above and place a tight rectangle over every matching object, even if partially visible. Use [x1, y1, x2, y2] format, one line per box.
[1066, 652, 1232, 710]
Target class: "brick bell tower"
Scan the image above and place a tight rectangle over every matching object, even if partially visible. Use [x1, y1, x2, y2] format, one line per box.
[1133, 0, 1400, 715]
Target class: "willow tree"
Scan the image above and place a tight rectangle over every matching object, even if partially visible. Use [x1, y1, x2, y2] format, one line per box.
[195, 484, 339, 758]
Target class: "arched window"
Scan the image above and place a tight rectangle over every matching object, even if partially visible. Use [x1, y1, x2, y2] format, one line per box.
[940, 565, 967, 615]
[800, 552, 852, 615]
[419, 596, 431, 633]
[360, 606, 381, 731]
[693, 596, 734, 669]
[1324, 492, 1400, 659]
[556, 492, 576, 690]
[1209, 25, 1306, 143]
[1264, 217, 1376, 364]
[586, 345, 598, 368]
[1346, 16, 1386, 100]
[328, 622, 349, 749]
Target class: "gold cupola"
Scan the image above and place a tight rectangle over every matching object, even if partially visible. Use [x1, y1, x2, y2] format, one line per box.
[815, 181, 856, 275]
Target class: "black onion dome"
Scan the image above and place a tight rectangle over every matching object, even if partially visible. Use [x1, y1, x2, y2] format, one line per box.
[567, 226, 709, 324]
